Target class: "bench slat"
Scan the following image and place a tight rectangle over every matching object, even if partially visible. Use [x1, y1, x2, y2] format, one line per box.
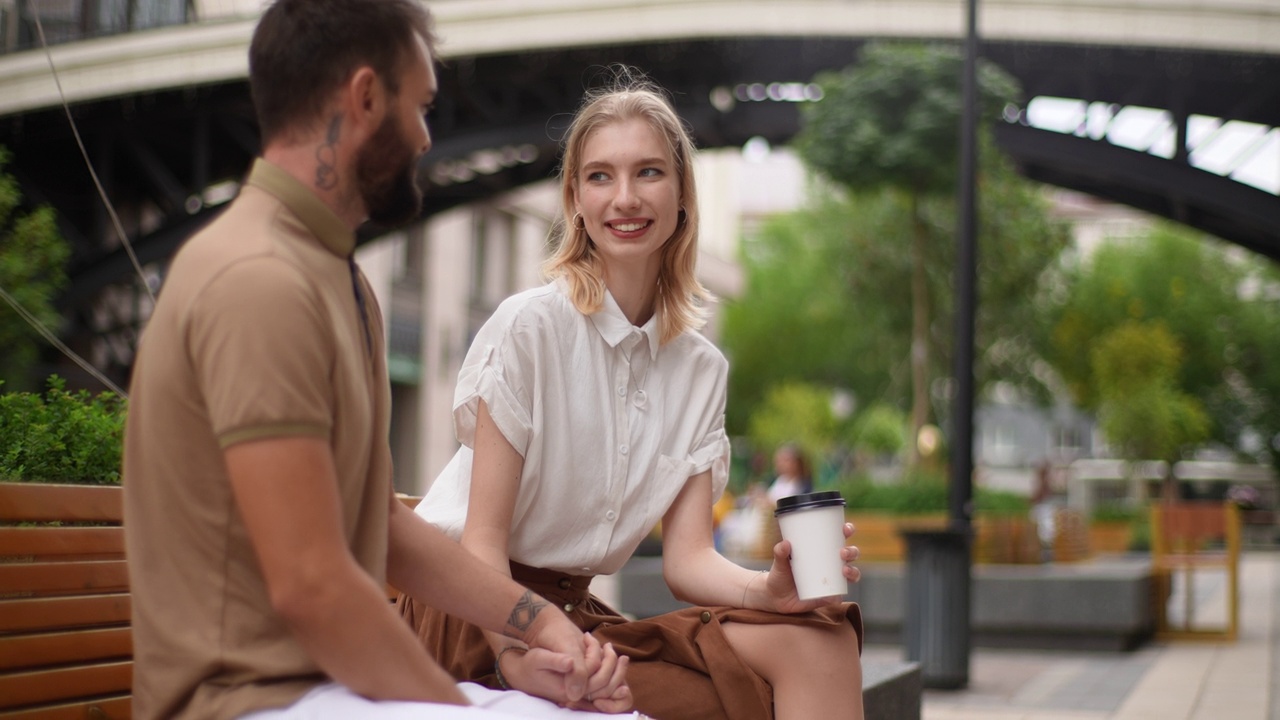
[0, 560, 129, 596]
[0, 660, 131, 709]
[0, 594, 131, 633]
[0, 627, 132, 671]
[0, 694, 130, 720]
[0, 527, 124, 560]
[0, 483, 123, 523]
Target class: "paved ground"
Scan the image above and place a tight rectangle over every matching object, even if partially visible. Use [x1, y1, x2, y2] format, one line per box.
[861, 551, 1279, 720]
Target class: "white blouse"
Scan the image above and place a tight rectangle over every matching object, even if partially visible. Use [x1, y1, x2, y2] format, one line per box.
[417, 280, 731, 576]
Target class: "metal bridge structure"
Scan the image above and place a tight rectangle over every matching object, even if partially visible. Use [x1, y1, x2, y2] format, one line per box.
[0, 0, 1277, 385]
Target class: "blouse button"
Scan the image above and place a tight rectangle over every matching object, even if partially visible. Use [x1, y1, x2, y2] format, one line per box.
[700, 611, 712, 624]
[564, 603, 575, 613]
[558, 578, 572, 590]
[606, 510, 617, 521]
[617, 386, 626, 396]
[619, 444, 629, 455]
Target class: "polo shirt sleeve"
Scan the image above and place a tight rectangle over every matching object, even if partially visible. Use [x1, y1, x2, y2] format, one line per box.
[686, 352, 732, 502]
[187, 257, 333, 447]
[452, 315, 534, 457]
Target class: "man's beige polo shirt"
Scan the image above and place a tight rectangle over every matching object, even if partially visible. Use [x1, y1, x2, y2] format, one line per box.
[123, 159, 394, 720]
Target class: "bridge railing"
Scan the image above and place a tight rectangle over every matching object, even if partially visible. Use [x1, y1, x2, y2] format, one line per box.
[1, 0, 195, 55]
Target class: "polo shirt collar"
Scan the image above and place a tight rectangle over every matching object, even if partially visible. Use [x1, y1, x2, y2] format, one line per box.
[246, 158, 355, 257]
[589, 286, 661, 360]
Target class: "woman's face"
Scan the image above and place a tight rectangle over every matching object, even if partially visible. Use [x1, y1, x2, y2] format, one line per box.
[774, 449, 800, 477]
[572, 117, 681, 275]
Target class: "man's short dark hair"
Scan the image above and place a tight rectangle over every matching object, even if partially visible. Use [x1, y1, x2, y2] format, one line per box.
[249, 0, 437, 144]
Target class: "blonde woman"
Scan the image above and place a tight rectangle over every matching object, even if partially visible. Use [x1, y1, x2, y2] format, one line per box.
[399, 69, 865, 720]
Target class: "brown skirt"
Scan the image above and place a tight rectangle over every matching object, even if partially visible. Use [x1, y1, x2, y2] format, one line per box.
[396, 562, 863, 720]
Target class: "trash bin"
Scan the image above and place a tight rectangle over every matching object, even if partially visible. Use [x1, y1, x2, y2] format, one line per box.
[901, 528, 971, 689]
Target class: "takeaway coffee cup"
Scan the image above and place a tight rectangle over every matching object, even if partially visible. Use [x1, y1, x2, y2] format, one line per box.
[774, 491, 848, 600]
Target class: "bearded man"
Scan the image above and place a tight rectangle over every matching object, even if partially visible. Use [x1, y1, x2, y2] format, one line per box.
[122, 2, 628, 719]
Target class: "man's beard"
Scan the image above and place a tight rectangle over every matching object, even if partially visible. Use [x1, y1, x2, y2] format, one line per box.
[356, 111, 423, 227]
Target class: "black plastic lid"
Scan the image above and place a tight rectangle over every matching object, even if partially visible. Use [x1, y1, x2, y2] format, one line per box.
[774, 491, 846, 516]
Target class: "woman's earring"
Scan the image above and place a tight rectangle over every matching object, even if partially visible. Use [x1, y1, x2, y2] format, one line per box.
[572, 212, 585, 230]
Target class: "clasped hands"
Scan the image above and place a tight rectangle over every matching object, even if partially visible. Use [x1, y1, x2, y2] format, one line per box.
[501, 629, 632, 713]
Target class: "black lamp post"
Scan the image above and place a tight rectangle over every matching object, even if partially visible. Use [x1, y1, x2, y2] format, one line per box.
[902, 0, 978, 690]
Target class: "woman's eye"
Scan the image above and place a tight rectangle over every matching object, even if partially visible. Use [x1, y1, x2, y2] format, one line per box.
[639, 168, 662, 177]
[587, 171, 608, 182]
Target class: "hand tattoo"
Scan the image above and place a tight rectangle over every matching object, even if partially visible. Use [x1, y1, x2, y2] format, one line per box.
[503, 590, 548, 638]
[315, 114, 341, 190]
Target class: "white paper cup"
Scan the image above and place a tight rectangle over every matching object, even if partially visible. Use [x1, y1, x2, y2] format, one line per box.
[774, 491, 848, 600]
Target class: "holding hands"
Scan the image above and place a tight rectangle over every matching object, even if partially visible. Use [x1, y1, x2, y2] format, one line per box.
[504, 622, 633, 713]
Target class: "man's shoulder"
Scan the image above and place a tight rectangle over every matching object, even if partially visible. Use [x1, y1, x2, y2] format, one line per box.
[167, 188, 311, 294]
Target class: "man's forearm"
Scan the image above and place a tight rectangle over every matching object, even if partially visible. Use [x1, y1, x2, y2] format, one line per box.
[387, 502, 550, 640]
[277, 555, 467, 704]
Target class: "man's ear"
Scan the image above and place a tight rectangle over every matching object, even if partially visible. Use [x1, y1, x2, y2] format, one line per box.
[344, 66, 387, 135]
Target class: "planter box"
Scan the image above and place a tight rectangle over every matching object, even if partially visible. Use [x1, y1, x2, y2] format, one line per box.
[848, 512, 946, 563]
[848, 512, 1041, 565]
[974, 516, 1042, 564]
[1089, 521, 1134, 554]
[618, 554, 1156, 651]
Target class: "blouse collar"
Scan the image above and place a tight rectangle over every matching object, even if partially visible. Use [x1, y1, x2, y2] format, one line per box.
[585, 285, 661, 360]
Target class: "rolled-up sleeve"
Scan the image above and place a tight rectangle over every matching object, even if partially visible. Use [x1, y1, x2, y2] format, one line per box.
[452, 327, 533, 457]
[688, 427, 731, 501]
[685, 352, 731, 501]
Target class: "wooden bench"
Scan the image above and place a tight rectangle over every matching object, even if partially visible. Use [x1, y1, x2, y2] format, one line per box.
[1150, 501, 1241, 641]
[0, 481, 131, 719]
[0, 483, 423, 719]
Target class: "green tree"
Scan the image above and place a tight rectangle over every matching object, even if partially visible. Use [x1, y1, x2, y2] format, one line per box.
[747, 382, 840, 469]
[794, 42, 1022, 465]
[1239, 269, 1280, 471]
[724, 138, 1068, 465]
[0, 147, 69, 390]
[1090, 321, 1210, 500]
[1208, 252, 1280, 471]
[1235, 261, 1280, 473]
[850, 403, 908, 459]
[1045, 226, 1258, 449]
[722, 192, 898, 435]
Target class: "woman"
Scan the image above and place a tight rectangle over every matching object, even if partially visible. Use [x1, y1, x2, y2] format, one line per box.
[766, 444, 814, 505]
[399, 70, 864, 720]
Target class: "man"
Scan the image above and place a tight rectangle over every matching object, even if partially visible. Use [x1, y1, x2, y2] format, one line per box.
[123, 2, 630, 718]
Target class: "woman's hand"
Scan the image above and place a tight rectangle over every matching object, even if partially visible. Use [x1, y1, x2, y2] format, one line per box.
[564, 637, 633, 713]
[500, 634, 633, 713]
[763, 522, 861, 614]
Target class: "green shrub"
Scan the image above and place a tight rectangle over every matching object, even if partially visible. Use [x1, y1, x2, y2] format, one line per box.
[1127, 514, 1151, 552]
[839, 472, 947, 515]
[974, 487, 1031, 517]
[838, 471, 1029, 517]
[1091, 502, 1143, 523]
[0, 375, 126, 484]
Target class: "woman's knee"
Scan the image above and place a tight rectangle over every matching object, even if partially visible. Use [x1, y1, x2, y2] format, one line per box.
[724, 621, 859, 676]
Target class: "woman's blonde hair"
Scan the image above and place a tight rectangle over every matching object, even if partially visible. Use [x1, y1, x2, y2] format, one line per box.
[542, 68, 711, 344]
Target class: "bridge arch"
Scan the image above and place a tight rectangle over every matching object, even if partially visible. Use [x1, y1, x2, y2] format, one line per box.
[0, 0, 1276, 382]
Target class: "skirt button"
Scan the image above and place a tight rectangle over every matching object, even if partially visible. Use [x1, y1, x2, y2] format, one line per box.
[700, 611, 712, 624]
[564, 603, 575, 613]
[558, 578, 572, 590]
